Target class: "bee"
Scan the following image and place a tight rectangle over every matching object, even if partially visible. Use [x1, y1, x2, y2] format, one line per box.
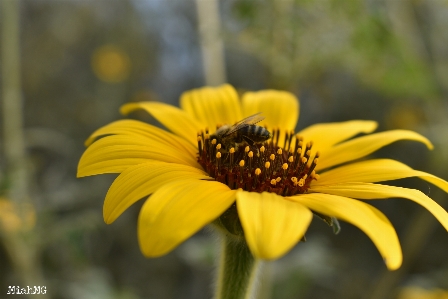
[210, 113, 272, 150]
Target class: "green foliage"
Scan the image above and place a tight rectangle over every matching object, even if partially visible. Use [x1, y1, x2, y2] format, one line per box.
[229, 0, 442, 99]
[351, 15, 438, 98]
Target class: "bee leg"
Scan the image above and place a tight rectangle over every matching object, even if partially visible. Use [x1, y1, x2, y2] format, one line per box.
[242, 136, 255, 146]
[242, 136, 263, 156]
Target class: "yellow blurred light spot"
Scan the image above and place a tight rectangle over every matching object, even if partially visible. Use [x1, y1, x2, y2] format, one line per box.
[0, 198, 36, 233]
[91, 45, 131, 83]
[386, 104, 425, 131]
[397, 286, 448, 299]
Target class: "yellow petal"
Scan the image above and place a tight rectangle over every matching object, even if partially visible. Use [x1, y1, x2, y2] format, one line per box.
[317, 130, 433, 171]
[298, 120, 378, 151]
[138, 180, 236, 257]
[236, 191, 312, 260]
[84, 119, 196, 156]
[241, 90, 299, 131]
[180, 84, 242, 131]
[120, 102, 203, 145]
[104, 161, 210, 224]
[314, 159, 448, 193]
[77, 135, 199, 177]
[309, 183, 448, 232]
[288, 193, 402, 270]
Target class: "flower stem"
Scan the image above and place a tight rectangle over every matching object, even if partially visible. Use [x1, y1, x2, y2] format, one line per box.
[215, 235, 261, 299]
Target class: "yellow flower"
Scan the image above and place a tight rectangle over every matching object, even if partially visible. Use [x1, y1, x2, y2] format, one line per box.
[78, 84, 448, 270]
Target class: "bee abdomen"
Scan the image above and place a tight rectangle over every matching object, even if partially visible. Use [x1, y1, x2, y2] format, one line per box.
[242, 125, 271, 143]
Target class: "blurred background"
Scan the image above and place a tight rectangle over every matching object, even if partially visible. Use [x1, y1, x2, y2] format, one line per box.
[1, 0, 448, 298]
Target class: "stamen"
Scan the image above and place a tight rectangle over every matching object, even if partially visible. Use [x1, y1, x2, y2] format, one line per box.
[260, 145, 266, 165]
[303, 141, 313, 161]
[294, 135, 302, 153]
[239, 160, 245, 183]
[286, 131, 294, 152]
[283, 131, 289, 149]
[277, 148, 283, 170]
[282, 163, 288, 179]
[297, 156, 308, 175]
[204, 134, 210, 158]
[293, 148, 301, 170]
[275, 129, 280, 147]
[304, 150, 311, 162]
[254, 168, 261, 189]
[248, 151, 254, 175]
[307, 157, 319, 176]
[264, 161, 270, 180]
[288, 155, 294, 171]
[197, 135, 203, 154]
[291, 177, 298, 185]
[216, 152, 221, 175]
[229, 147, 235, 169]
[210, 139, 217, 160]
[269, 154, 276, 175]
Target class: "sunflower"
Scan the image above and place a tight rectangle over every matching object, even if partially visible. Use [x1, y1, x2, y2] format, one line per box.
[78, 84, 448, 272]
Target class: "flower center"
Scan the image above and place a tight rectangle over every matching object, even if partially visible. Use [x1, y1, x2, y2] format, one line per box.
[197, 128, 319, 196]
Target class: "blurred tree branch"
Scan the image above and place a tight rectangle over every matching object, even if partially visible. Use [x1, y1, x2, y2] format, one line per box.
[1, 0, 45, 296]
[2, 0, 27, 201]
[195, 0, 227, 86]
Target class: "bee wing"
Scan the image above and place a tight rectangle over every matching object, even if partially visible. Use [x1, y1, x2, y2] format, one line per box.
[223, 113, 265, 136]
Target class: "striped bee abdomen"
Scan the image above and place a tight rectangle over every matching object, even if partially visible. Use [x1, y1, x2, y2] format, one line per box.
[240, 125, 271, 144]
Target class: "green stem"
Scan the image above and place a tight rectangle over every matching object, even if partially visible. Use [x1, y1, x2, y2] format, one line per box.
[215, 235, 261, 299]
